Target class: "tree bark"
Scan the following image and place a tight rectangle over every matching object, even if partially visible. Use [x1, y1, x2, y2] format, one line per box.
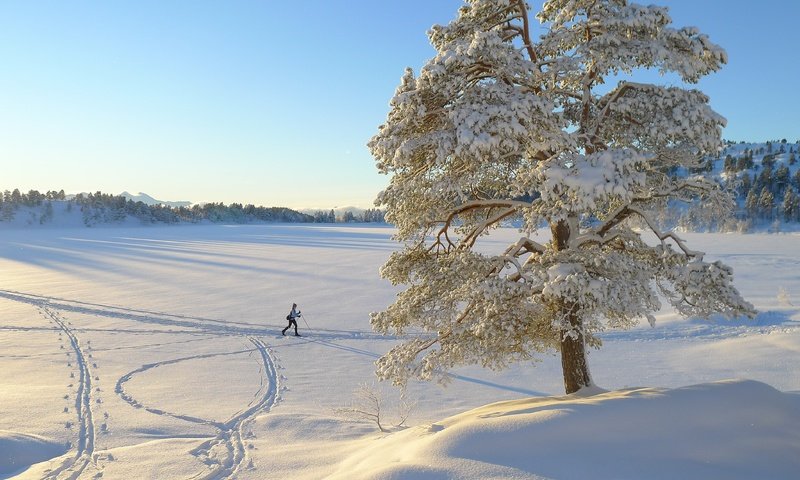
[552, 218, 593, 394]
[560, 306, 593, 394]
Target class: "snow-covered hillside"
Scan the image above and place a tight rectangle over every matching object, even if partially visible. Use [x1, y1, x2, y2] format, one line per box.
[0, 192, 381, 227]
[0, 195, 316, 228]
[1, 225, 798, 479]
[709, 140, 800, 229]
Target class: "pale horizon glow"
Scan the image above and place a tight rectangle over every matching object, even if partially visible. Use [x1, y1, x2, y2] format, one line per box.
[2, 0, 798, 209]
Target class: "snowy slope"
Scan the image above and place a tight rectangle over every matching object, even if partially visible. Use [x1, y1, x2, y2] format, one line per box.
[0, 432, 66, 476]
[717, 140, 800, 183]
[331, 380, 800, 480]
[0, 225, 798, 479]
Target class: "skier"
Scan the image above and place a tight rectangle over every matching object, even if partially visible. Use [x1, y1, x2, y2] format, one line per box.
[282, 303, 301, 336]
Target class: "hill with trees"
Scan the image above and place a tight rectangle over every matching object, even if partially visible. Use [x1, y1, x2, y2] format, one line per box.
[2, 144, 797, 231]
[641, 139, 800, 232]
[714, 139, 800, 231]
[0, 190, 385, 227]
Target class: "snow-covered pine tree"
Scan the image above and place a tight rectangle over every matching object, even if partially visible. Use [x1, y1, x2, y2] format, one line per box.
[783, 188, 800, 222]
[757, 187, 775, 220]
[745, 188, 759, 217]
[369, 0, 756, 394]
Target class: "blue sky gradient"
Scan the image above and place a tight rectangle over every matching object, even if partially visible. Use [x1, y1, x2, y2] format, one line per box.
[2, 1, 798, 208]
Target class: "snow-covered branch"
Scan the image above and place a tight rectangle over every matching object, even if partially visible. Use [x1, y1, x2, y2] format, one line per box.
[568, 196, 701, 260]
[427, 199, 532, 253]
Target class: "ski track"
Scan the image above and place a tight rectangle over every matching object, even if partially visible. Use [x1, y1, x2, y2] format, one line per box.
[1, 290, 285, 478]
[187, 337, 280, 479]
[114, 348, 256, 429]
[598, 311, 800, 343]
[115, 336, 280, 479]
[39, 306, 97, 480]
[20, 288, 799, 478]
[9, 288, 797, 346]
[0, 289, 396, 341]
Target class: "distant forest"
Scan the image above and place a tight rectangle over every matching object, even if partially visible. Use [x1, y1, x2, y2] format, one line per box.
[3, 139, 800, 231]
[0, 189, 385, 226]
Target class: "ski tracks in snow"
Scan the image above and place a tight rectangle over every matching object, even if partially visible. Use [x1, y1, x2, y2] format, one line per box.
[188, 336, 280, 479]
[114, 336, 281, 479]
[2, 290, 283, 479]
[39, 306, 98, 480]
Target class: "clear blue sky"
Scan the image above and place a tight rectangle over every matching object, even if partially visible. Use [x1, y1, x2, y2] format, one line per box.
[1, 1, 798, 209]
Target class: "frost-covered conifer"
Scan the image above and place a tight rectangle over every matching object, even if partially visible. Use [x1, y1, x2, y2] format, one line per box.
[757, 187, 775, 220]
[783, 189, 800, 222]
[369, 0, 755, 394]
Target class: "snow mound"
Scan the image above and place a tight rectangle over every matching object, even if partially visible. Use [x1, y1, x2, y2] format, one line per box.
[0, 430, 66, 476]
[331, 380, 800, 480]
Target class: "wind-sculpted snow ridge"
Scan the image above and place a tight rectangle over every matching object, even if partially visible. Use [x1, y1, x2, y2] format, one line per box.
[39, 307, 96, 480]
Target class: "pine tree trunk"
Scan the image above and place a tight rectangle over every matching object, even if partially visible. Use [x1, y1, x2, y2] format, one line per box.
[560, 307, 592, 394]
[552, 218, 593, 394]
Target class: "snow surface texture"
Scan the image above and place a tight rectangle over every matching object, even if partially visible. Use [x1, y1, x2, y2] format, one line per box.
[1, 225, 799, 479]
[331, 380, 800, 480]
[0, 432, 66, 476]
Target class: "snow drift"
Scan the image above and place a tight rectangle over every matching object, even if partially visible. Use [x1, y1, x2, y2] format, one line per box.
[331, 380, 800, 480]
[0, 431, 66, 476]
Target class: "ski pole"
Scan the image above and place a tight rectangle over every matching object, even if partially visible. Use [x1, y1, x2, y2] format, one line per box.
[300, 311, 313, 333]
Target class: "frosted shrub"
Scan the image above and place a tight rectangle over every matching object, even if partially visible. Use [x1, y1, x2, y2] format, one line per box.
[334, 383, 415, 432]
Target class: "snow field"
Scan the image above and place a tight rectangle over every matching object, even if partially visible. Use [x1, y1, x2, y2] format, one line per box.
[0, 225, 798, 479]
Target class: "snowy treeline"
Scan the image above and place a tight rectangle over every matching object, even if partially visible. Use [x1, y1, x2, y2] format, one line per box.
[0, 189, 68, 224]
[0, 189, 384, 226]
[310, 208, 386, 224]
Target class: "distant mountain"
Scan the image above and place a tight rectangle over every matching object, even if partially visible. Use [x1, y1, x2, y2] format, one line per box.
[300, 206, 365, 216]
[299, 206, 385, 223]
[120, 191, 192, 208]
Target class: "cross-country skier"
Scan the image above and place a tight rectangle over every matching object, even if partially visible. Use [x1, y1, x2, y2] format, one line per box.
[282, 303, 301, 336]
